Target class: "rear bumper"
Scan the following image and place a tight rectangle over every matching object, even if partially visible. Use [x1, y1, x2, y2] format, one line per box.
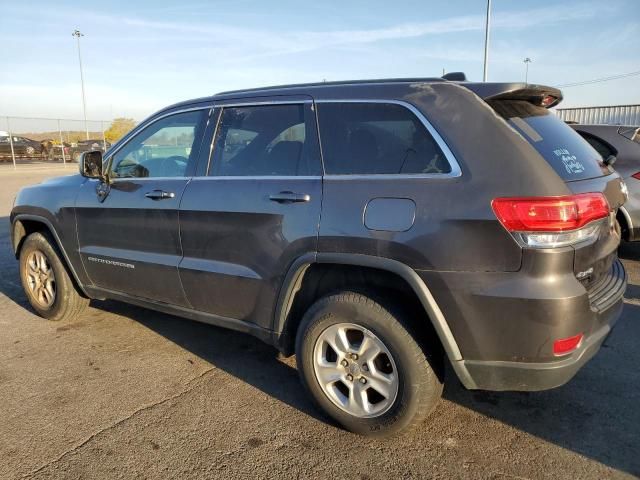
[459, 299, 622, 391]
[418, 255, 627, 391]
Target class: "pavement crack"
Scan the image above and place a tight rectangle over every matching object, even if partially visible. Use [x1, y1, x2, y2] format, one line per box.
[22, 366, 215, 478]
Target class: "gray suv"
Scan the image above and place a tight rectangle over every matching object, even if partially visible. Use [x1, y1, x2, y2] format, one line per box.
[10, 77, 627, 436]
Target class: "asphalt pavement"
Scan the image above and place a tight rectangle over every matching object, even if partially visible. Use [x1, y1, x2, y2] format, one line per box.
[0, 165, 638, 479]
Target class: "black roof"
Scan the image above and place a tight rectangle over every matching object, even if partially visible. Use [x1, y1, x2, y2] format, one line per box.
[214, 77, 446, 96]
[160, 78, 562, 113]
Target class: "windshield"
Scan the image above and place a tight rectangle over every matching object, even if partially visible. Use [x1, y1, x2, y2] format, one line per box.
[489, 100, 609, 181]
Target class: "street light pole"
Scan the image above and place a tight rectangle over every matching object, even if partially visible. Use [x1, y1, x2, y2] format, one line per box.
[524, 57, 532, 84]
[72, 29, 89, 140]
[482, 0, 492, 82]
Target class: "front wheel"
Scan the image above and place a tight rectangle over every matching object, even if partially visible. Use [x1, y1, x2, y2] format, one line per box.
[19, 232, 89, 321]
[296, 291, 443, 437]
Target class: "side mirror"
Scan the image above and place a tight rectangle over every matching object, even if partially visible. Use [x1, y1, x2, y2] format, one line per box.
[80, 150, 104, 179]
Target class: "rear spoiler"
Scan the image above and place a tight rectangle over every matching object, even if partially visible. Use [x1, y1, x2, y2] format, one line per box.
[463, 83, 563, 109]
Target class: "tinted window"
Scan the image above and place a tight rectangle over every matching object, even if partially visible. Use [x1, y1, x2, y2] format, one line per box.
[210, 104, 320, 176]
[577, 132, 616, 160]
[110, 110, 206, 178]
[490, 100, 608, 181]
[317, 102, 450, 175]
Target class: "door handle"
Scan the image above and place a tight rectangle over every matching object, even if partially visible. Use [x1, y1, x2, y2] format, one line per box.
[145, 190, 176, 200]
[269, 191, 311, 203]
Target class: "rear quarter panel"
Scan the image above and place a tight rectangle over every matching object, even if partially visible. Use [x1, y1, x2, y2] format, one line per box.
[318, 82, 573, 272]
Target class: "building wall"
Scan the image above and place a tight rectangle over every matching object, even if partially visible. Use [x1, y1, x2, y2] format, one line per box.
[555, 104, 640, 126]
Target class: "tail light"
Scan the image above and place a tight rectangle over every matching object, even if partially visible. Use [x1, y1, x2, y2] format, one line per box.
[492, 193, 609, 248]
[632, 172, 640, 180]
[553, 333, 583, 356]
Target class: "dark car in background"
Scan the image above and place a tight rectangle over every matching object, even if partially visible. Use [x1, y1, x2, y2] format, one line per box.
[69, 139, 111, 162]
[570, 124, 640, 241]
[0, 135, 46, 160]
[11, 77, 627, 436]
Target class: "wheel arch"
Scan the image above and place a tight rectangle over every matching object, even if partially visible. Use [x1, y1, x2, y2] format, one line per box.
[617, 206, 634, 241]
[273, 252, 476, 389]
[12, 214, 89, 296]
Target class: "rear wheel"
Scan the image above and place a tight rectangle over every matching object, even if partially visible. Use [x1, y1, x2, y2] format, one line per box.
[296, 291, 443, 437]
[19, 232, 88, 321]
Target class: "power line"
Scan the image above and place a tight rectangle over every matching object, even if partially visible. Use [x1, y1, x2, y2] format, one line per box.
[556, 70, 640, 88]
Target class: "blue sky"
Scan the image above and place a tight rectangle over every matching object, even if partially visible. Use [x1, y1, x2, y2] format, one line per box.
[1, 0, 639, 122]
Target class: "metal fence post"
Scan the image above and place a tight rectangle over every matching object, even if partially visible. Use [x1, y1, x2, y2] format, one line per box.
[6, 117, 16, 169]
[101, 120, 107, 152]
[58, 119, 66, 164]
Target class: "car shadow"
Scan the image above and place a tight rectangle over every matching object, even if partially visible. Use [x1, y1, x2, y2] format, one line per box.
[91, 298, 329, 424]
[95, 294, 640, 476]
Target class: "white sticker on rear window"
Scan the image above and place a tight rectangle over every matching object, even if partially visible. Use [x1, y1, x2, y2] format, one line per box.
[554, 148, 585, 175]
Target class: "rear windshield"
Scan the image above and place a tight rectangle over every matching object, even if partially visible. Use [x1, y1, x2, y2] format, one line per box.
[489, 100, 608, 181]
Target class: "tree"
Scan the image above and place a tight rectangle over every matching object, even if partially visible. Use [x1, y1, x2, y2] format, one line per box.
[104, 118, 137, 143]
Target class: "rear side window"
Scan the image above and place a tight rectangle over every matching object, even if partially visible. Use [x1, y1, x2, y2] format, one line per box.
[210, 104, 320, 176]
[317, 102, 451, 175]
[489, 100, 607, 181]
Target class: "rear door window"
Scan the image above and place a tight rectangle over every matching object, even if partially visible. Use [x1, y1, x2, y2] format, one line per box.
[317, 102, 451, 175]
[489, 100, 608, 181]
[210, 104, 321, 176]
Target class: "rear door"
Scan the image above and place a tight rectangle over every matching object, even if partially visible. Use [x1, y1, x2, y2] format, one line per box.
[178, 97, 323, 328]
[76, 107, 210, 305]
[489, 99, 626, 294]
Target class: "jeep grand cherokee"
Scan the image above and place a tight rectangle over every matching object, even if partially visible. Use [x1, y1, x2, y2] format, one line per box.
[10, 76, 627, 436]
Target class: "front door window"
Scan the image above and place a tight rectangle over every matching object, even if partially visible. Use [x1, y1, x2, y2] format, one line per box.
[111, 110, 206, 178]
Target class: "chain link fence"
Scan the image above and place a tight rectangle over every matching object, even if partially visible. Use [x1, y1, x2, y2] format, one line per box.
[1, 116, 124, 169]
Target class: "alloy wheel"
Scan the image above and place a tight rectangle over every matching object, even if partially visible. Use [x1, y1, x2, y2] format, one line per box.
[312, 322, 399, 418]
[24, 250, 56, 308]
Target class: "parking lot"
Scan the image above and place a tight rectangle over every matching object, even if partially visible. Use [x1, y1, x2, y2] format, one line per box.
[0, 164, 638, 479]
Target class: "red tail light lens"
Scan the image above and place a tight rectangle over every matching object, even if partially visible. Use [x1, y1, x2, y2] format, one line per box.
[632, 172, 640, 180]
[492, 193, 609, 232]
[553, 333, 583, 356]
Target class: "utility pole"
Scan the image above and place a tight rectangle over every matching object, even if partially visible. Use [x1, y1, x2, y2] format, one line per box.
[72, 29, 89, 140]
[524, 57, 532, 84]
[482, 0, 492, 82]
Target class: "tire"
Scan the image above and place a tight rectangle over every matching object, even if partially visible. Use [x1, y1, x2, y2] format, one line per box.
[296, 291, 443, 437]
[19, 232, 89, 321]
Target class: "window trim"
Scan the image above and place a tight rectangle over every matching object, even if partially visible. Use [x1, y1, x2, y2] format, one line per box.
[105, 106, 212, 181]
[315, 99, 462, 179]
[205, 100, 320, 178]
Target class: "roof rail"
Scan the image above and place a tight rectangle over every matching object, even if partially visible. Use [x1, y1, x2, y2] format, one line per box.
[215, 77, 445, 96]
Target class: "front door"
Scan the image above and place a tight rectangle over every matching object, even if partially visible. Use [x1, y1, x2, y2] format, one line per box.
[76, 108, 210, 306]
[178, 99, 323, 328]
